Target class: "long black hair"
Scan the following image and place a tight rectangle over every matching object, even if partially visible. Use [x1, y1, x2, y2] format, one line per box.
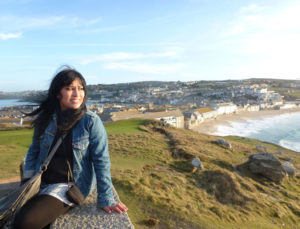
[26, 66, 88, 137]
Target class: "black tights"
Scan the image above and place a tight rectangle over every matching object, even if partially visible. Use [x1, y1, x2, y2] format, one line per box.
[12, 194, 71, 229]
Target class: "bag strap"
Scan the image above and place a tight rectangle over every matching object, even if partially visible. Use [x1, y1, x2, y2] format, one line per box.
[66, 160, 75, 184]
[40, 133, 67, 172]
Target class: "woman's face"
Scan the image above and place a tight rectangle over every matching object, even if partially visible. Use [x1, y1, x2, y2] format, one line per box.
[58, 78, 85, 111]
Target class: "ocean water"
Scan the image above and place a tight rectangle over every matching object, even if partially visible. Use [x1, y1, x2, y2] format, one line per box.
[213, 112, 300, 152]
[0, 99, 98, 108]
[0, 99, 33, 108]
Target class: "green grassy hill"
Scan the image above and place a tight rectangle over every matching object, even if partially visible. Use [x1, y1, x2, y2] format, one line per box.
[0, 120, 299, 229]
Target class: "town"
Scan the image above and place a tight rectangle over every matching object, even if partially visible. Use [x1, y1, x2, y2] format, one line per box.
[1, 78, 300, 129]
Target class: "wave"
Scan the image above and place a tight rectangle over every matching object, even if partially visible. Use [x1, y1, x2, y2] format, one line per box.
[213, 112, 300, 152]
[280, 140, 300, 152]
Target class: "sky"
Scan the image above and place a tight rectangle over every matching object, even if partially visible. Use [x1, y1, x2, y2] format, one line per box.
[1, 0, 300, 92]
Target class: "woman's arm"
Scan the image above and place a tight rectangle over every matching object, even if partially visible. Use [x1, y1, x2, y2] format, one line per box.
[89, 115, 115, 208]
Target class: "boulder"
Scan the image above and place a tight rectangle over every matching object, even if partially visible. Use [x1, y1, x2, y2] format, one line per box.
[275, 151, 282, 155]
[281, 161, 295, 177]
[282, 157, 292, 162]
[247, 152, 286, 183]
[216, 139, 231, 149]
[191, 157, 203, 170]
[256, 145, 267, 152]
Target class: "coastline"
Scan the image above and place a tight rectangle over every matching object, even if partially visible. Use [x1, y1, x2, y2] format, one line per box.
[191, 107, 300, 135]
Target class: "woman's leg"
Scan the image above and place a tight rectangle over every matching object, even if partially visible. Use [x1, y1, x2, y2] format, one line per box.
[12, 194, 71, 229]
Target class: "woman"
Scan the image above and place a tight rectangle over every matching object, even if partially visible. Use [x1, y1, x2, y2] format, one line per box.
[13, 67, 127, 229]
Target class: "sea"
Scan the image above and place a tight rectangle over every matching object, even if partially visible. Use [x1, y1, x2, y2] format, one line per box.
[0, 99, 98, 108]
[213, 112, 300, 152]
[0, 99, 34, 108]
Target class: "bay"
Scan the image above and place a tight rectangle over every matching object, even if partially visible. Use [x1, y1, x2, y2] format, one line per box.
[0, 99, 34, 108]
[214, 112, 300, 152]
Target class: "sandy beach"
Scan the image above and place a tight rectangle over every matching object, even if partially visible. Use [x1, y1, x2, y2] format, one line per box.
[191, 107, 300, 135]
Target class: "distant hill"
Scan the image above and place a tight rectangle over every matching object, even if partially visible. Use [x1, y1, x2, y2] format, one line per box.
[2, 78, 300, 101]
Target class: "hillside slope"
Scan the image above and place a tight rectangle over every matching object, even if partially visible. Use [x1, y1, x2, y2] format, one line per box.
[0, 120, 299, 228]
[109, 120, 300, 229]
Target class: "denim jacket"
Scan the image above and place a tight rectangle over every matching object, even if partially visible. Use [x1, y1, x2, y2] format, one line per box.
[23, 110, 115, 207]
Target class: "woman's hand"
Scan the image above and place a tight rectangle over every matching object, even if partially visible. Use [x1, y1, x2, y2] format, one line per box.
[102, 202, 128, 214]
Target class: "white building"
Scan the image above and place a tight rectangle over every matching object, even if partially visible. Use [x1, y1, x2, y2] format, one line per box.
[195, 107, 218, 120]
[280, 103, 297, 109]
[210, 103, 238, 115]
[184, 112, 204, 129]
[247, 104, 260, 112]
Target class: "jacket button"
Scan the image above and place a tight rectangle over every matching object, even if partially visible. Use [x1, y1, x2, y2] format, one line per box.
[44, 145, 49, 148]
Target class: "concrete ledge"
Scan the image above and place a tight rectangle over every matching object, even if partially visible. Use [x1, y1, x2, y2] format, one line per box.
[51, 186, 134, 229]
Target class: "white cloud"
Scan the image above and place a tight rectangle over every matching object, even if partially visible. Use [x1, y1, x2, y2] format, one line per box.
[80, 25, 123, 33]
[71, 17, 102, 27]
[0, 15, 103, 31]
[84, 75, 99, 82]
[239, 4, 264, 13]
[103, 62, 184, 75]
[182, 73, 199, 78]
[0, 15, 64, 30]
[218, 2, 300, 79]
[224, 2, 300, 37]
[24, 65, 54, 70]
[0, 32, 22, 40]
[81, 51, 178, 65]
[22, 42, 184, 48]
[263, 4, 300, 32]
[222, 14, 263, 37]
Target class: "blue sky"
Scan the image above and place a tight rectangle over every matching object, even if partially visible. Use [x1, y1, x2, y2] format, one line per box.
[1, 0, 300, 91]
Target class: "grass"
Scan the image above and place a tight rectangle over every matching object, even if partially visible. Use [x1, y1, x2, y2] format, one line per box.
[0, 128, 33, 179]
[286, 92, 300, 97]
[105, 119, 150, 135]
[0, 119, 150, 179]
[110, 121, 300, 228]
[1, 119, 300, 228]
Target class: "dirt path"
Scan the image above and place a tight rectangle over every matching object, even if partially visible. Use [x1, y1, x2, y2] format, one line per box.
[0, 176, 20, 184]
[0, 177, 20, 196]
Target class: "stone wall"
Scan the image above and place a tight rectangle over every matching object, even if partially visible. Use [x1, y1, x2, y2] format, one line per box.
[51, 186, 134, 229]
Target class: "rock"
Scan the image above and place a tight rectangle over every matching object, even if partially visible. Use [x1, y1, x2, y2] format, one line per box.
[281, 161, 295, 177]
[51, 186, 134, 229]
[216, 139, 231, 149]
[191, 157, 203, 169]
[282, 157, 292, 162]
[275, 151, 282, 155]
[144, 218, 159, 226]
[256, 145, 267, 152]
[247, 152, 286, 183]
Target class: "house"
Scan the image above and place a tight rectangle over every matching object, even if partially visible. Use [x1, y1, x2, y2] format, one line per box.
[259, 102, 273, 110]
[279, 103, 298, 109]
[183, 111, 204, 129]
[110, 110, 184, 128]
[87, 104, 104, 114]
[209, 103, 237, 115]
[195, 107, 218, 120]
[247, 104, 260, 112]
